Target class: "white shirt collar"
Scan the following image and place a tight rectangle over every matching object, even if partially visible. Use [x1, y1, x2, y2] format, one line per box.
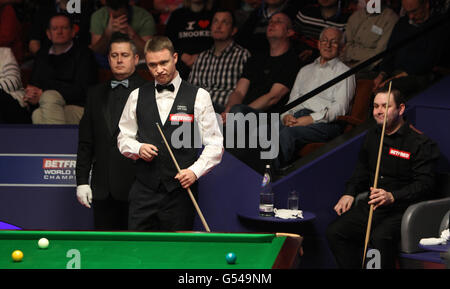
[314, 56, 339, 69]
[48, 41, 74, 55]
[155, 71, 181, 99]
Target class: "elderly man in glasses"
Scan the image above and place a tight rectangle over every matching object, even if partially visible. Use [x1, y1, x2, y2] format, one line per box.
[275, 26, 356, 170]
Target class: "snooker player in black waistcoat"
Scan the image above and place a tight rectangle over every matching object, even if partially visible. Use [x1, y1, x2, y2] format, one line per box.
[76, 33, 147, 230]
[118, 36, 224, 231]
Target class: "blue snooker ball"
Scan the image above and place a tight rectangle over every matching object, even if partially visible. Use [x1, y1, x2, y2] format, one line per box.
[226, 252, 237, 264]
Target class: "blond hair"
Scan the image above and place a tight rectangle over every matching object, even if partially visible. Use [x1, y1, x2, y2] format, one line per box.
[144, 36, 175, 54]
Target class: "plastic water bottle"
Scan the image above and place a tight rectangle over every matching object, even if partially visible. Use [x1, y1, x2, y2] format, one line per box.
[259, 165, 274, 217]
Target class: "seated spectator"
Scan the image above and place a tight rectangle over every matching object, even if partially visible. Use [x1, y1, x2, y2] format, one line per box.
[0, 47, 30, 123]
[341, 0, 398, 75]
[235, 0, 300, 55]
[372, 0, 450, 97]
[294, 0, 352, 64]
[222, 12, 300, 119]
[165, 0, 215, 80]
[24, 13, 98, 124]
[275, 27, 355, 169]
[234, 0, 262, 30]
[326, 88, 440, 269]
[188, 9, 251, 112]
[28, 0, 95, 56]
[90, 0, 156, 67]
[153, 0, 184, 25]
[0, 2, 24, 63]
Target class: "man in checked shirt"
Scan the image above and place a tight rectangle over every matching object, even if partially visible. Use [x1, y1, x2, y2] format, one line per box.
[188, 9, 251, 113]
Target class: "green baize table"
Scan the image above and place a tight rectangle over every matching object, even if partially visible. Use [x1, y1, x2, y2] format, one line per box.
[0, 230, 302, 269]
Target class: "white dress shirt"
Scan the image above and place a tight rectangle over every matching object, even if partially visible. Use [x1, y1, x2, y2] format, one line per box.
[281, 57, 356, 123]
[117, 72, 224, 179]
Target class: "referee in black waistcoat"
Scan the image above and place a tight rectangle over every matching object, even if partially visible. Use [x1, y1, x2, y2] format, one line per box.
[118, 36, 224, 231]
[76, 33, 147, 230]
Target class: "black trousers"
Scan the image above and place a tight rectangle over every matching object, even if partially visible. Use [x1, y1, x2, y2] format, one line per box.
[92, 195, 129, 230]
[0, 90, 31, 124]
[128, 180, 196, 231]
[326, 199, 404, 269]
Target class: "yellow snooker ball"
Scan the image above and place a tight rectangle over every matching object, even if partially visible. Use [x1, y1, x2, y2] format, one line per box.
[12, 250, 23, 262]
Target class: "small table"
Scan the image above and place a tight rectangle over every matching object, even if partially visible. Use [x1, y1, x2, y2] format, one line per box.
[237, 211, 316, 235]
[238, 211, 316, 224]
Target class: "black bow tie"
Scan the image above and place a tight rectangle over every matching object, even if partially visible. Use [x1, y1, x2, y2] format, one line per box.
[156, 83, 175, 93]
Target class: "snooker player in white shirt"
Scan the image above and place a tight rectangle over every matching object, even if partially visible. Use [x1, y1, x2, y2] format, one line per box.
[118, 36, 224, 231]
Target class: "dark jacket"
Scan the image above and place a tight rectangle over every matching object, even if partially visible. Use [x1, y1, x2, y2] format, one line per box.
[76, 72, 147, 201]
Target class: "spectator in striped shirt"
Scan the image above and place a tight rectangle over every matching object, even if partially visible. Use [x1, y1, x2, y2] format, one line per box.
[0, 47, 31, 123]
[294, 0, 351, 64]
[188, 9, 251, 112]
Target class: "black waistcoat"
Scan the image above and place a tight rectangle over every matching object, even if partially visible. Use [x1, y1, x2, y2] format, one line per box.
[135, 81, 199, 192]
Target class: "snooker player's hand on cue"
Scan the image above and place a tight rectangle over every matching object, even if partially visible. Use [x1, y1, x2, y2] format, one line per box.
[175, 169, 197, 189]
[368, 187, 394, 210]
[139, 144, 158, 162]
[334, 195, 354, 216]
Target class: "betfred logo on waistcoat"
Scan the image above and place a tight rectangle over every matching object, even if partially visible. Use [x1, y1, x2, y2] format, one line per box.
[389, 148, 411, 160]
[169, 114, 194, 123]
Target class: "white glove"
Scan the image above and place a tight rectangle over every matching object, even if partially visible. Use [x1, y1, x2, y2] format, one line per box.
[76, 184, 92, 209]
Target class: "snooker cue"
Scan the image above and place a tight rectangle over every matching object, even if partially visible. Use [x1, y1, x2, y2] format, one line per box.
[362, 81, 392, 268]
[156, 122, 211, 232]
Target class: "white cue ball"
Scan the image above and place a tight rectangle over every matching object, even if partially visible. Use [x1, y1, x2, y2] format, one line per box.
[38, 238, 49, 249]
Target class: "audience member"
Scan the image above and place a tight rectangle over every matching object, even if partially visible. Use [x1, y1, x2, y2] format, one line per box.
[28, 0, 95, 55]
[342, 0, 398, 75]
[0, 47, 30, 123]
[153, 0, 184, 25]
[188, 9, 251, 112]
[90, 0, 156, 67]
[0, 2, 24, 63]
[372, 0, 450, 97]
[222, 12, 300, 119]
[233, 0, 261, 29]
[165, 0, 215, 80]
[235, 0, 300, 55]
[294, 0, 352, 64]
[25, 13, 98, 124]
[76, 33, 146, 230]
[275, 27, 355, 169]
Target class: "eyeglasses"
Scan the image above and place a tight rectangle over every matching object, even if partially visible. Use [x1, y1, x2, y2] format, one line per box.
[319, 38, 339, 47]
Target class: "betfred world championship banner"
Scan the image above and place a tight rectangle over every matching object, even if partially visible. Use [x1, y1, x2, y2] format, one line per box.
[0, 154, 77, 187]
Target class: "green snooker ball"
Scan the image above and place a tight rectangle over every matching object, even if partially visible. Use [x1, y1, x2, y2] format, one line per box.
[226, 252, 236, 264]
